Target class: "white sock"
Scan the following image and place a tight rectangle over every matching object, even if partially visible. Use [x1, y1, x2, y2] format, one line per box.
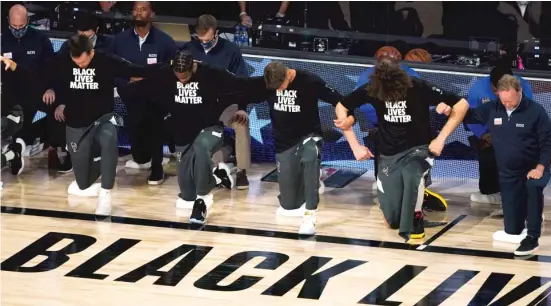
[4, 151, 15, 161]
[99, 188, 111, 197]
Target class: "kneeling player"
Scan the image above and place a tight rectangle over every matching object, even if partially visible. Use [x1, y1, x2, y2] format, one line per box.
[236, 62, 354, 235]
[335, 57, 469, 241]
[3, 35, 161, 215]
[133, 50, 254, 225]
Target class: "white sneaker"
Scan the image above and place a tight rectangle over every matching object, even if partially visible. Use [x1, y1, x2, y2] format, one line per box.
[95, 194, 112, 216]
[319, 180, 325, 195]
[470, 192, 501, 204]
[276, 203, 306, 217]
[125, 159, 151, 169]
[67, 181, 100, 197]
[299, 210, 317, 235]
[493, 229, 527, 244]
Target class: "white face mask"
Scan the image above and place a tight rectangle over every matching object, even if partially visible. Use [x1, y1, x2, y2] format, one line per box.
[517, 1, 529, 6]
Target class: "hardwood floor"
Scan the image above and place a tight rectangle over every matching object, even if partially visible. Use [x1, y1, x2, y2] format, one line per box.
[2, 154, 551, 305]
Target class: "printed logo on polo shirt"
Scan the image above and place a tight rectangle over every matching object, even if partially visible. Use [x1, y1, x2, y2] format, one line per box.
[26, 50, 35, 55]
[70, 68, 99, 90]
[275, 90, 300, 112]
[175, 82, 202, 104]
[383, 101, 412, 123]
[516, 123, 524, 128]
[482, 97, 491, 104]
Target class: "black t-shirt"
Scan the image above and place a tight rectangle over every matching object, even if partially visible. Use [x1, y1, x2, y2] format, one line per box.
[139, 62, 252, 146]
[40, 52, 159, 128]
[342, 77, 461, 156]
[245, 69, 343, 153]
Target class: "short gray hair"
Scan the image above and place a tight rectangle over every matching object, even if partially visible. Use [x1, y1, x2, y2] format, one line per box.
[496, 74, 521, 92]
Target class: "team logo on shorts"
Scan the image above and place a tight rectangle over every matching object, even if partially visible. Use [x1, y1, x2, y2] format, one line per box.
[70, 142, 78, 152]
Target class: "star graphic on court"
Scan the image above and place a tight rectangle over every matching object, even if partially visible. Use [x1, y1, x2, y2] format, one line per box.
[248, 58, 273, 77]
[442, 122, 471, 146]
[333, 122, 370, 145]
[249, 106, 271, 144]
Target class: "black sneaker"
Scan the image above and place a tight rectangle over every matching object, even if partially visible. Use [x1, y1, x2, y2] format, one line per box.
[9, 138, 25, 176]
[515, 236, 539, 256]
[58, 153, 73, 174]
[236, 169, 249, 190]
[189, 198, 207, 224]
[147, 168, 165, 185]
[410, 211, 425, 239]
[213, 162, 234, 190]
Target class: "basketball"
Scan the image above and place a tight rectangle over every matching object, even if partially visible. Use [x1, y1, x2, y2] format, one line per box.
[375, 46, 402, 61]
[405, 48, 432, 63]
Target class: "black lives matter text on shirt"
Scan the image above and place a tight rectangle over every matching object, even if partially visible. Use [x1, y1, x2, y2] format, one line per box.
[40, 52, 160, 128]
[138, 63, 253, 146]
[343, 77, 461, 156]
[245, 69, 343, 153]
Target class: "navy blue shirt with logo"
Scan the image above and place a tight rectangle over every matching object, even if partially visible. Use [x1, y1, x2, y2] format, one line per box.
[110, 26, 177, 94]
[466, 96, 551, 180]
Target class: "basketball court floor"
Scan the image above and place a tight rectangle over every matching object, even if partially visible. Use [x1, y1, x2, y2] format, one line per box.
[2, 154, 551, 305]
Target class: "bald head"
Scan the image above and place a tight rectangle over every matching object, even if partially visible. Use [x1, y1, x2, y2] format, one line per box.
[9, 4, 28, 29]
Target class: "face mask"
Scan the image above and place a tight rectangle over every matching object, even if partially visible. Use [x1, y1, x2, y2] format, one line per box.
[132, 19, 149, 27]
[9, 25, 27, 39]
[201, 36, 218, 51]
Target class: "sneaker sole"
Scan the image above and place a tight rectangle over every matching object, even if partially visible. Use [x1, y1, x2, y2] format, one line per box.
[58, 169, 74, 174]
[189, 218, 206, 225]
[410, 233, 425, 239]
[148, 179, 165, 185]
[514, 246, 539, 256]
[15, 138, 26, 176]
[236, 185, 249, 190]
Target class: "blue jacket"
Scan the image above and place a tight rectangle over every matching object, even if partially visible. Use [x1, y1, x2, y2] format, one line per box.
[466, 97, 551, 180]
[110, 27, 177, 90]
[1, 27, 55, 99]
[466, 75, 533, 138]
[356, 64, 420, 125]
[1, 27, 54, 72]
[181, 38, 246, 77]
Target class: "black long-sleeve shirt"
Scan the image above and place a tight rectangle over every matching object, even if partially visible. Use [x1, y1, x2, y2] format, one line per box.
[342, 77, 461, 156]
[34, 52, 160, 128]
[136, 62, 253, 146]
[238, 69, 344, 153]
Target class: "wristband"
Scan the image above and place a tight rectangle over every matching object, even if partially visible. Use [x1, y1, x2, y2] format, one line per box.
[239, 12, 248, 17]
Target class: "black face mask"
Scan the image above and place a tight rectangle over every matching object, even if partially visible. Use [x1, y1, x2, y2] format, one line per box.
[132, 19, 149, 27]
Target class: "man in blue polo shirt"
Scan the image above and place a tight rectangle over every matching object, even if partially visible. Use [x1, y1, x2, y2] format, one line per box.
[111, 1, 177, 185]
[354, 54, 447, 212]
[467, 65, 534, 205]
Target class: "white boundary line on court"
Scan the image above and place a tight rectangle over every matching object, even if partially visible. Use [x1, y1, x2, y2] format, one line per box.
[243, 53, 551, 82]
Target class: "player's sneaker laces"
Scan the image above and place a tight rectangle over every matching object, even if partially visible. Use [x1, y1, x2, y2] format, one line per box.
[190, 198, 207, 224]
